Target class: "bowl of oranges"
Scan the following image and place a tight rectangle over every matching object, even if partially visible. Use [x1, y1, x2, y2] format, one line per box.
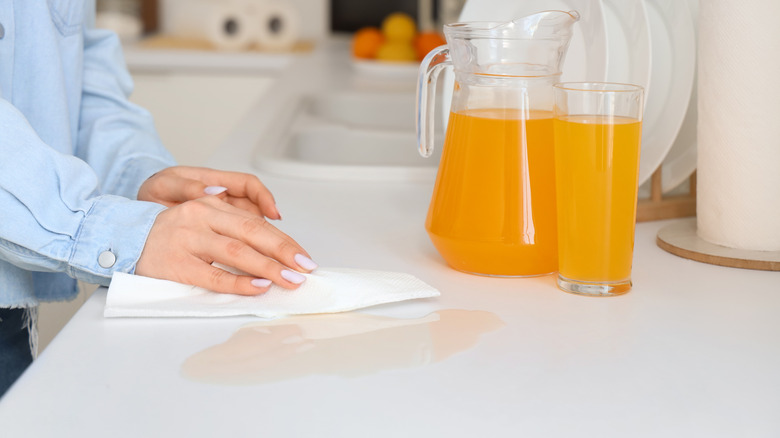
[351, 12, 446, 77]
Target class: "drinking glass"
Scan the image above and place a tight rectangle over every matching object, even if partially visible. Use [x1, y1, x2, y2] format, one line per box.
[553, 82, 644, 296]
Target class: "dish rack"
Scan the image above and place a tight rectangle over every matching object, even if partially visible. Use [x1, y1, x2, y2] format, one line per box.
[636, 168, 696, 222]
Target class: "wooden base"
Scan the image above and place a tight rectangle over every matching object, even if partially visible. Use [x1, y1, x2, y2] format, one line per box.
[637, 194, 696, 222]
[656, 218, 780, 271]
[636, 169, 696, 222]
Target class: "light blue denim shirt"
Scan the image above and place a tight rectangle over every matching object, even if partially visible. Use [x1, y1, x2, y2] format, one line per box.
[0, 1, 176, 307]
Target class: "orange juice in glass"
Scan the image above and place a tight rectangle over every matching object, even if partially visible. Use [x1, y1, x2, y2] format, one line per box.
[425, 108, 558, 276]
[553, 83, 644, 296]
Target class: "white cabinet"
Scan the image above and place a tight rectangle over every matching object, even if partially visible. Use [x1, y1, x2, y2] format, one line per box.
[128, 71, 273, 166]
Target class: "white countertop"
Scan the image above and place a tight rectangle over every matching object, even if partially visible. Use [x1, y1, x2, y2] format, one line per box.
[2, 41, 779, 437]
[2, 177, 779, 436]
[122, 45, 295, 73]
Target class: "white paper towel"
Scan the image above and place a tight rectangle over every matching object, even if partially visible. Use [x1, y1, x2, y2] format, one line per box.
[166, 0, 256, 51]
[245, 0, 301, 50]
[104, 268, 441, 318]
[697, 0, 780, 251]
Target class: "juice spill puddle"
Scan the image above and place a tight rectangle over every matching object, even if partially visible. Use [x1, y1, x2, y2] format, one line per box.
[181, 309, 504, 385]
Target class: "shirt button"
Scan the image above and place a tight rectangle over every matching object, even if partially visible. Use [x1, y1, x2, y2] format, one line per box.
[98, 250, 117, 268]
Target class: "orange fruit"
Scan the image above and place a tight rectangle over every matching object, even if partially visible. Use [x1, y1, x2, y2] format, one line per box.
[382, 12, 417, 43]
[414, 31, 446, 60]
[352, 27, 384, 59]
[375, 41, 417, 62]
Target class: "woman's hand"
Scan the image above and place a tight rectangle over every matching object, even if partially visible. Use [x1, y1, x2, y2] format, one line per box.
[137, 166, 281, 220]
[135, 195, 318, 295]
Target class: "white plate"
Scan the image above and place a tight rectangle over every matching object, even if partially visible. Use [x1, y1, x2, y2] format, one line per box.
[638, 0, 696, 187]
[601, 0, 664, 191]
[602, 0, 651, 94]
[658, 0, 698, 192]
[438, 0, 608, 128]
[602, 0, 651, 92]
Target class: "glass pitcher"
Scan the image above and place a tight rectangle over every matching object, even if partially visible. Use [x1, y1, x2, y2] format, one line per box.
[416, 11, 580, 277]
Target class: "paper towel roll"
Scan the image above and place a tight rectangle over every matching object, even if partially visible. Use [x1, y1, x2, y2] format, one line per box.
[245, 0, 301, 50]
[167, 0, 255, 51]
[697, 0, 780, 251]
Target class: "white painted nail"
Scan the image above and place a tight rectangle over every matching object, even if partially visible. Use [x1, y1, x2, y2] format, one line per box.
[281, 270, 306, 284]
[251, 278, 272, 288]
[294, 253, 318, 271]
[204, 186, 228, 195]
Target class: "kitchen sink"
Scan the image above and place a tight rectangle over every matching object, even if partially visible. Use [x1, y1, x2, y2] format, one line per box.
[286, 125, 432, 167]
[308, 91, 415, 131]
[252, 89, 443, 182]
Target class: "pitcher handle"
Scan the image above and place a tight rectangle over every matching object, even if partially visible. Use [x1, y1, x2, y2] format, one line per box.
[416, 45, 450, 158]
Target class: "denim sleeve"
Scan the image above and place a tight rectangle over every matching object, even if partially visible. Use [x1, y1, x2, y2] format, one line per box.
[75, 25, 177, 200]
[0, 100, 166, 286]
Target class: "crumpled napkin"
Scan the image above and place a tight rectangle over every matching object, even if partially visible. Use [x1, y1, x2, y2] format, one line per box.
[103, 268, 441, 318]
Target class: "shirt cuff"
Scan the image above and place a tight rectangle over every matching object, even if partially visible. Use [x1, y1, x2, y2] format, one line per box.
[67, 194, 166, 286]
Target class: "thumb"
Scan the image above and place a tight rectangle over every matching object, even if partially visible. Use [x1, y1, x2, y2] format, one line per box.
[162, 176, 226, 202]
[202, 185, 229, 197]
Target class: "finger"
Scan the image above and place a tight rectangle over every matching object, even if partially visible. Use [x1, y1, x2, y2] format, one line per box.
[149, 174, 219, 204]
[138, 174, 181, 207]
[137, 248, 273, 296]
[182, 180, 227, 201]
[194, 262, 275, 295]
[239, 176, 281, 220]
[203, 202, 317, 274]
[202, 234, 307, 289]
[178, 167, 281, 220]
[224, 196, 263, 217]
[202, 197, 313, 261]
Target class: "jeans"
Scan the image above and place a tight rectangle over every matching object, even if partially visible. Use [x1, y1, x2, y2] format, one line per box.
[0, 308, 33, 398]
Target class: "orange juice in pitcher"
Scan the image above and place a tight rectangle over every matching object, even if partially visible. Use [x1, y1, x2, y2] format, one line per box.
[426, 109, 558, 275]
[416, 12, 580, 276]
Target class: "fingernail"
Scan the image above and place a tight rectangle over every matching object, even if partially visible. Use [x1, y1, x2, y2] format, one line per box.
[274, 206, 282, 220]
[204, 186, 228, 195]
[294, 253, 318, 271]
[281, 269, 306, 284]
[251, 278, 272, 288]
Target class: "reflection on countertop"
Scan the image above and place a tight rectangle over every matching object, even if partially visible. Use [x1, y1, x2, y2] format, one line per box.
[181, 309, 505, 385]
